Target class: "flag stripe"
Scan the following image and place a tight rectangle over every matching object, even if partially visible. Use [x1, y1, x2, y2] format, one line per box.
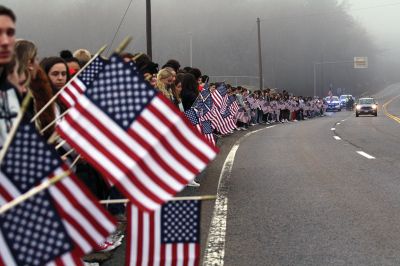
[0, 171, 20, 200]
[137, 211, 144, 266]
[0, 230, 16, 266]
[58, 117, 160, 211]
[142, 212, 150, 266]
[153, 208, 161, 266]
[148, 211, 155, 266]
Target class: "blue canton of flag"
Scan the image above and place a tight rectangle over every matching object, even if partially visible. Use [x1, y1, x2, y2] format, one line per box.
[216, 83, 227, 97]
[161, 200, 200, 244]
[86, 55, 157, 130]
[201, 120, 213, 135]
[78, 57, 107, 87]
[0, 191, 73, 266]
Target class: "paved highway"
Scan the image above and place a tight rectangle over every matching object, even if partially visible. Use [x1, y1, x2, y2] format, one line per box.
[103, 85, 400, 265]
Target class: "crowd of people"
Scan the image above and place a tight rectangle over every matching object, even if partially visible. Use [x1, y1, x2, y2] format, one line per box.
[0, 4, 330, 260]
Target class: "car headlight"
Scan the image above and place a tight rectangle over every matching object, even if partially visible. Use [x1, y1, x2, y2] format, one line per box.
[372, 104, 377, 109]
[356, 105, 361, 110]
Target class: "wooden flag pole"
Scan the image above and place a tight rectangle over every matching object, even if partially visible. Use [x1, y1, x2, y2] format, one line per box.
[99, 195, 217, 205]
[39, 109, 69, 134]
[0, 170, 71, 215]
[30, 44, 108, 123]
[0, 91, 33, 163]
[115, 36, 133, 55]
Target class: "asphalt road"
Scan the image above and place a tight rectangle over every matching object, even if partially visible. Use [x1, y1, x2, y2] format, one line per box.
[101, 85, 400, 265]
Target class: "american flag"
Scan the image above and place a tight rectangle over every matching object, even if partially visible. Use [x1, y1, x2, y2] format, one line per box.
[211, 84, 227, 109]
[184, 108, 216, 146]
[57, 55, 218, 211]
[126, 200, 200, 266]
[199, 88, 233, 135]
[0, 122, 116, 266]
[59, 56, 106, 108]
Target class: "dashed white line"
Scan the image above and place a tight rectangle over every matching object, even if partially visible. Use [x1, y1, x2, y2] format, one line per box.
[337, 123, 341, 125]
[331, 128, 336, 131]
[341, 119, 346, 122]
[357, 151, 376, 159]
[333, 136, 341, 140]
[204, 127, 269, 265]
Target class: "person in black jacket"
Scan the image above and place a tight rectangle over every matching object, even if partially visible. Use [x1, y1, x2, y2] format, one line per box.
[180, 73, 199, 111]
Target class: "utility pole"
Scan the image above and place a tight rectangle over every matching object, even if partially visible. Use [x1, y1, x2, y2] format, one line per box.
[257, 18, 263, 90]
[146, 0, 152, 59]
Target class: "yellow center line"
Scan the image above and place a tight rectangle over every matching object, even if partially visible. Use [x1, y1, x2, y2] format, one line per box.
[382, 95, 400, 124]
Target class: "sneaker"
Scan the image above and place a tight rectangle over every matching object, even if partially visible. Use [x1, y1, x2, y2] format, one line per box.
[187, 180, 200, 187]
[84, 263, 100, 266]
[266, 122, 270, 125]
[236, 127, 242, 131]
[94, 241, 116, 253]
[241, 127, 248, 131]
[250, 123, 256, 126]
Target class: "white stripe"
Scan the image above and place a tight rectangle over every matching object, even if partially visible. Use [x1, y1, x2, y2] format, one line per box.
[129, 206, 138, 266]
[337, 122, 341, 125]
[133, 115, 199, 176]
[59, 120, 158, 210]
[0, 171, 21, 198]
[60, 90, 75, 107]
[53, 168, 116, 234]
[333, 136, 341, 140]
[188, 244, 196, 266]
[165, 244, 172, 266]
[63, 220, 92, 253]
[204, 127, 267, 265]
[141, 212, 150, 266]
[0, 230, 17, 266]
[130, 122, 189, 189]
[177, 244, 184, 266]
[341, 119, 346, 122]
[50, 184, 104, 242]
[60, 252, 74, 266]
[331, 128, 336, 131]
[139, 109, 206, 170]
[74, 78, 87, 92]
[0, 195, 6, 205]
[152, 97, 216, 159]
[357, 151, 376, 159]
[153, 209, 161, 266]
[71, 101, 175, 201]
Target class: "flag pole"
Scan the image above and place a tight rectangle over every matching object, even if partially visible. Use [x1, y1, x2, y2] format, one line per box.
[99, 195, 217, 205]
[30, 44, 108, 123]
[0, 170, 71, 215]
[0, 91, 33, 163]
[39, 109, 69, 134]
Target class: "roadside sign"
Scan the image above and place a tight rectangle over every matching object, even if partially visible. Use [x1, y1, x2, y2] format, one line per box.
[354, 57, 368, 68]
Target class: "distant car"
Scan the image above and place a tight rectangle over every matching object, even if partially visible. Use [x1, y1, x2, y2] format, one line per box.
[325, 96, 341, 111]
[355, 97, 377, 117]
[339, 95, 355, 108]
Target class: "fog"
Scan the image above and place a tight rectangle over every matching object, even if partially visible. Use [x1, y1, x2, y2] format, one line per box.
[3, 0, 400, 96]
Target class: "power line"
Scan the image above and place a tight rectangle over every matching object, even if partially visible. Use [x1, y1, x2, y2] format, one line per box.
[107, 0, 134, 55]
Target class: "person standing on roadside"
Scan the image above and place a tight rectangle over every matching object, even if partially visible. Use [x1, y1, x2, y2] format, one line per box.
[0, 5, 20, 149]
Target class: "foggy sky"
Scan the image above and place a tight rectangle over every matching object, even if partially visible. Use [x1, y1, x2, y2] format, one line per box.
[2, 0, 400, 94]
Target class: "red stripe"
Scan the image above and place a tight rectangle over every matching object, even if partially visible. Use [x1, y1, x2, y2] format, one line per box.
[60, 165, 117, 227]
[62, 114, 165, 208]
[137, 211, 143, 266]
[148, 211, 155, 266]
[0, 185, 13, 202]
[53, 177, 110, 238]
[125, 205, 133, 266]
[53, 200, 99, 252]
[146, 99, 211, 163]
[183, 244, 189, 266]
[194, 244, 200, 266]
[160, 244, 166, 266]
[57, 124, 150, 211]
[0, 254, 5, 266]
[73, 103, 177, 195]
[132, 115, 197, 182]
[172, 244, 177, 266]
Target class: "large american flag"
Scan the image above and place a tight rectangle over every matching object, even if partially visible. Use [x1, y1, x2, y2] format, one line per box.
[57, 55, 218, 211]
[126, 200, 201, 266]
[0, 122, 116, 266]
[59, 56, 106, 108]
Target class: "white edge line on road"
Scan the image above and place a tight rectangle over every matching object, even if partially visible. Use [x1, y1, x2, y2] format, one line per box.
[357, 151, 376, 159]
[203, 127, 268, 265]
[331, 128, 336, 131]
[333, 136, 341, 140]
